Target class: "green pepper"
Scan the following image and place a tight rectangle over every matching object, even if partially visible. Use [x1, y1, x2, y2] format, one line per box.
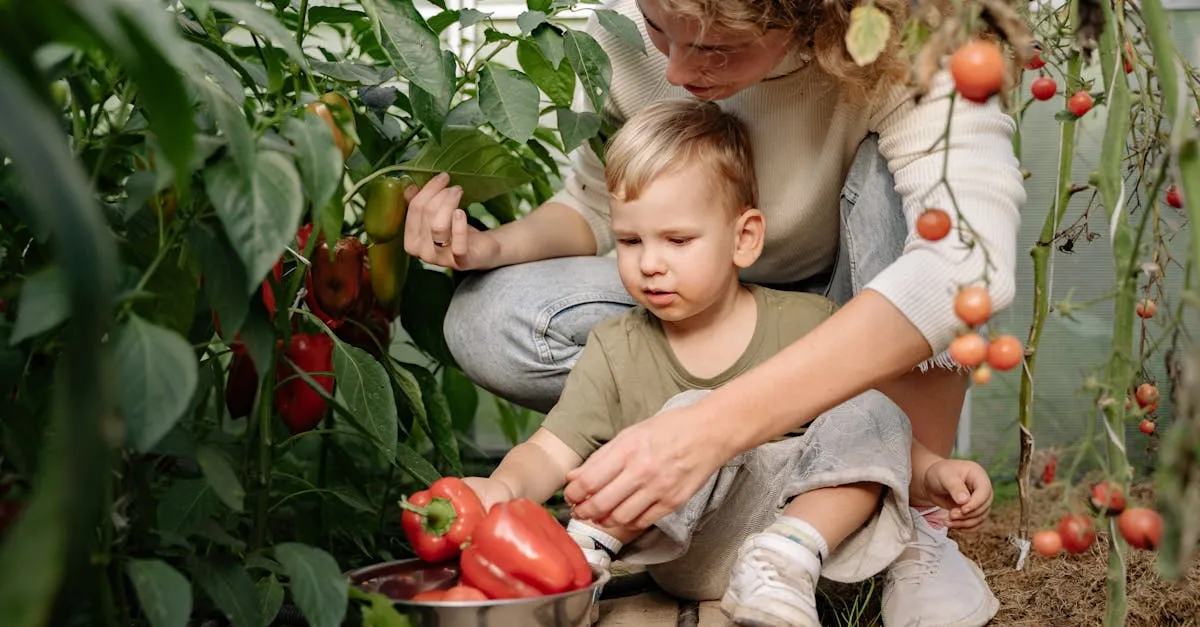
[364, 176, 408, 243]
[367, 238, 409, 309]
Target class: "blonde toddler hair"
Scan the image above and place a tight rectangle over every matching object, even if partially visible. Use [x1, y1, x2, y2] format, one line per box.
[605, 99, 756, 213]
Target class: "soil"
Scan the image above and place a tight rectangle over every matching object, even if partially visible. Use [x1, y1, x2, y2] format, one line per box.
[818, 481, 1200, 626]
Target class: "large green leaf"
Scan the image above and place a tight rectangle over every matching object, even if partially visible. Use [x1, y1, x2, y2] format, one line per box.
[478, 63, 540, 144]
[205, 151, 304, 294]
[196, 445, 245, 512]
[556, 107, 601, 155]
[310, 61, 391, 85]
[191, 559, 262, 627]
[532, 23, 565, 69]
[516, 10, 547, 36]
[517, 40, 574, 108]
[128, 237, 200, 336]
[194, 79, 256, 177]
[70, 0, 197, 184]
[274, 544, 348, 627]
[333, 342, 398, 464]
[409, 50, 455, 143]
[187, 223, 249, 341]
[389, 363, 426, 433]
[362, 0, 449, 102]
[256, 575, 284, 627]
[441, 367, 478, 433]
[404, 364, 461, 475]
[564, 29, 612, 116]
[401, 128, 531, 205]
[398, 268, 457, 366]
[157, 479, 219, 537]
[210, 0, 307, 69]
[594, 9, 646, 54]
[395, 441, 440, 486]
[284, 115, 342, 216]
[126, 559, 193, 627]
[10, 265, 69, 344]
[113, 314, 199, 452]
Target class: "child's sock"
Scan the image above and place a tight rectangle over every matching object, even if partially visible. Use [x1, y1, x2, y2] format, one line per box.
[765, 516, 829, 566]
[566, 519, 624, 562]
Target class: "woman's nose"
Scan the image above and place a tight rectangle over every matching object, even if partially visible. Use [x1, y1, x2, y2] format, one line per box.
[664, 44, 701, 86]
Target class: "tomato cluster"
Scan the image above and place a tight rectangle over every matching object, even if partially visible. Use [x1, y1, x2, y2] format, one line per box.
[945, 286, 1025, 383]
[1032, 482, 1163, 557]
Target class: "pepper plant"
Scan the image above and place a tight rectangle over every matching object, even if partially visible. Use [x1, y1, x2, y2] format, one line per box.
[0, 0, 625, 625]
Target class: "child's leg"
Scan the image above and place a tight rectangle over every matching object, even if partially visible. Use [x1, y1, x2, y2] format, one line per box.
[771, 482, 883, 559]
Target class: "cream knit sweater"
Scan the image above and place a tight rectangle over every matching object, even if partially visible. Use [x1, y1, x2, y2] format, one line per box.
[548, 0, 1025, 352]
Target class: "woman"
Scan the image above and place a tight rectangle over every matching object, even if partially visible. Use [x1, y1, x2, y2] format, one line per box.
[403, 0, 1022, 624]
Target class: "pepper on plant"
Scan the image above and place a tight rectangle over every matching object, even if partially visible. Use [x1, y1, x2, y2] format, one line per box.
[399, 477, 486, 563]
[274, 333, 335, 434]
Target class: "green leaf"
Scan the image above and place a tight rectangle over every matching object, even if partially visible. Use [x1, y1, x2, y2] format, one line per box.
[210, 0, 308, 69]
[594, 9, 645, 54]
[11, 266, 69, 344]
[478, 63, 540, 144]
[405, 364, 461, 475]
[527, 0, 552, 11]
[284, 115, 342, 214]
[205, 151, 304, 294]
[564, 29, 612, 115]
[256, 575, 284, 627]
[844, 5, 891, 66]
[402, 128, 531, 205]
[190, 44, 247, 105]
[308, 6, 366, 26]
[71, 0, 196, 186]
[410, 51, 455, 143]
[398, 268, 457, 366]
[395, 441, 440, 486]
[441, 367, 478, 433]
[333, 342, 398, 463]
[193, 75, 255, 177]
[128, 237, 200, 336]
[274, 544, 348, 627]
[533, 23, 566, 69]
[389, 363, 427, 431]
[157, 479, 219, 536]
[427, 10, 460, 35]
[459, 8, 491, 27]
[196, 445, 246, 512]
[187, 223, 249, 340]
[556, 107, 601, 154]
[126, 559, 193, 627]
[309, 61, 391, 85]
[362, 0, 450, 100]
[113, 314, 200, 452]
[354, 588, 412, 627]
[517, 40, 575, 108]
[183, 0, 211, 20]
[516, 10, 547, 36]
[191, 559, 262, 627]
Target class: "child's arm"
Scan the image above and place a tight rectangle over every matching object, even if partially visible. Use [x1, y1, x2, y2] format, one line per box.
[910, 438, 993, 530]
[464, 428, 584, 510]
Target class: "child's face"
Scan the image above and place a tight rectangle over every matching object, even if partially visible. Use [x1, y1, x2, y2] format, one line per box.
[611, 164, 761, 324]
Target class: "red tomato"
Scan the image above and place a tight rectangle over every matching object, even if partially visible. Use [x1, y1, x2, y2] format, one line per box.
[1166, 184, 1183, 209]
[1117, 507, 1162, 550]
[954, 286, 992, 326]
[949, 40, 1006, 103]
[986, 335, 1023, 371]
[916, 209, 952, 241]
[1031, 76, 1057, 101]
[949, 334, 988, 368]
[1139, 419, 1156, 434]
[1025, 53, 1047, 71]
[1068, 91, 1093, 116]
[1032, 529, 1062, 557]
[1135, 299, 1157, 319]
[1135, 383, 1159, 408]
[1056, 514, 1096, 554]
[1089, 481, 1126, 515]
[1123, 42, 1135, 74]
[1041, 456, 1057, 485]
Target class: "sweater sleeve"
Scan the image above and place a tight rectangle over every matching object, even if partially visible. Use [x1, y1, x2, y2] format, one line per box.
[868, 68, 1025, 353]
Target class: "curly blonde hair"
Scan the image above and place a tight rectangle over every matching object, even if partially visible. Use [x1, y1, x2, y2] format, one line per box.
[655, 0, 910, 101]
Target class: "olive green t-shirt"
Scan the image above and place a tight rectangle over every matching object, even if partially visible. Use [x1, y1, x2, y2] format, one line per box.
[541, 285, 837, 459]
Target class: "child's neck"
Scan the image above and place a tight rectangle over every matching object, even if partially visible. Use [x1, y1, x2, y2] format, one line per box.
[662, 283, 758, 379]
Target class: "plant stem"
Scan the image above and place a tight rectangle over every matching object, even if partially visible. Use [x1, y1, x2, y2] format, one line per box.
[1017, 3, 1084, 554]
[252, 355, 276, 551]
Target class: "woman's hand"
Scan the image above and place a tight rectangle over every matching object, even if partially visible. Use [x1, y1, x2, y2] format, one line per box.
[403, 172, 501, 270]
[563, 402, 732, 529]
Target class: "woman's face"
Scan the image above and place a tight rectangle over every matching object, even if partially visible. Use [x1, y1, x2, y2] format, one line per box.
[637, 0, 794, 101]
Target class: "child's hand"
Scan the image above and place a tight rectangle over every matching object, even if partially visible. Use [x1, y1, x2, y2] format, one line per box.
[462, 477, 514, 511]
[922, 459, 993, 530]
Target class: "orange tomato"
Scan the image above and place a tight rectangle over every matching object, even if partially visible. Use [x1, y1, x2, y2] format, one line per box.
[971, 365, 992, 385]
[1068, 91, 1093, 116]
[1117, 507, 1162, 550]
[916, 209, 952, 241]
[949, 40, 1006, 103]
[1138, 419, 1155, 434]
[1056, 514, 1096, 554]
[949, 333, 988, 367]
[1032, 529, 1062, 557]
[986, 335, 1023, 371]
[1135, 299, 1156, 319]
[954, 286, 992, 326]
[1135, 383, 1159, 408]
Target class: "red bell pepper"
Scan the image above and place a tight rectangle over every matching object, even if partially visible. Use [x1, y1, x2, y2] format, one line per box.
[274, 333, 335, 434]
[459, 498, 592, 599]
[399, 477, 485, 563]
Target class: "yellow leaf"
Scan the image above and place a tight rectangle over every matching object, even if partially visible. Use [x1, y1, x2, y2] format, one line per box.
[845, 5, 892, 67]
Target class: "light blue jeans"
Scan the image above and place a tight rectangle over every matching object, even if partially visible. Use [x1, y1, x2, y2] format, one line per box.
[444, 135, 909, 413]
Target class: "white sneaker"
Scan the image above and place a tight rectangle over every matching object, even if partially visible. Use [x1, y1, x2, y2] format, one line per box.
[568, 530, 613, 572]
[882, 508, 999, 627]
[720, 533, 822, 627]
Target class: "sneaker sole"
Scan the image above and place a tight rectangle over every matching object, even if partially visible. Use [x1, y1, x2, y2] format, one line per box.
[730, 604, 820, 627]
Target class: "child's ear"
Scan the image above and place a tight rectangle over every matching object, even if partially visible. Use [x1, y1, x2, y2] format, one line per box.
[733, 207, 765, 269]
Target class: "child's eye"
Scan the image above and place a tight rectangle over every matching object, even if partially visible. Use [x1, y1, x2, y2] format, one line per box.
[617, 238, 641, 246]
[668, 237, 693, 245]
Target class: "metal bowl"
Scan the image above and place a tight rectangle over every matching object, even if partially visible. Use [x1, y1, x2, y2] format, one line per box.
[347, 559, 612, 627]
